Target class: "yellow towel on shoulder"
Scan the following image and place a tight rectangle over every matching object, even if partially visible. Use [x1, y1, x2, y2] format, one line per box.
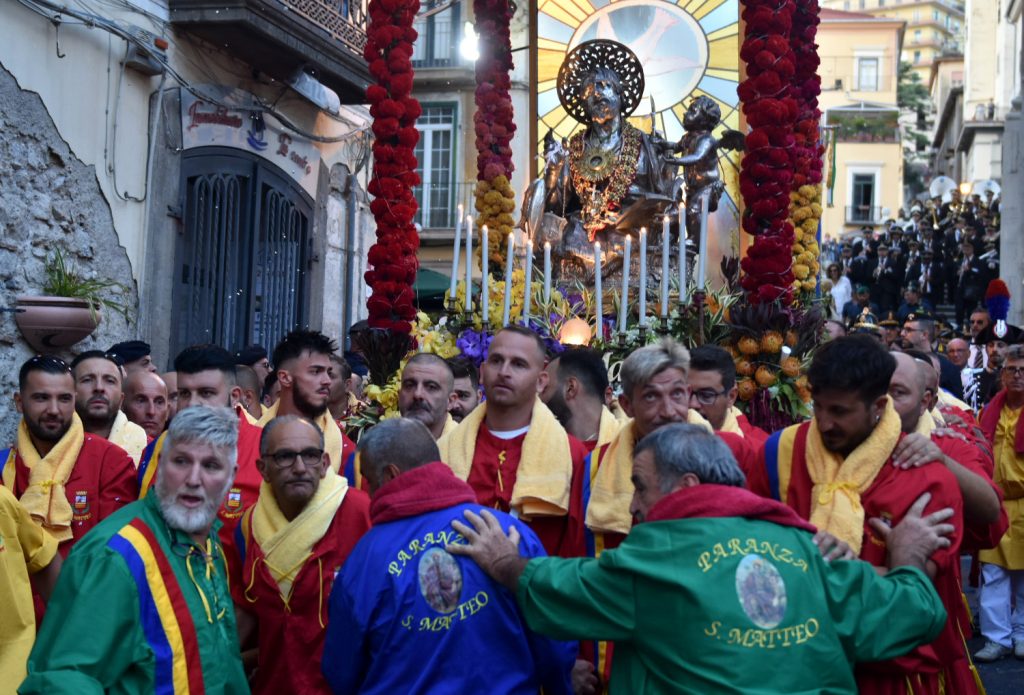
[251, 468, 347, 600]
[586, 411, 713, 535]
[597, 407, 622, 449]
[439, 398, 572, 519]
[720, 406, 745, 436]
[259, 402, 344, 474]
[804, 396, 901, 555]
[915, 411, 936, 436]
[17, 413, 86, 542]
[109, 411, 148, 467]
[441, 412, 458, 438]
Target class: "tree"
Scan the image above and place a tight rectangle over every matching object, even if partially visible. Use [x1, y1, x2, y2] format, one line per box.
[898, 61, 931, 193]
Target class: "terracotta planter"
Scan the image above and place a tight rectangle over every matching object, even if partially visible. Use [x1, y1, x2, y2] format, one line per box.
[14, 295, 101, 352]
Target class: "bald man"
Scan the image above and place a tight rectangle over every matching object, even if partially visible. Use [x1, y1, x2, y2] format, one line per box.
[122, 371, 169, 440]
[162, 372, 178, 422]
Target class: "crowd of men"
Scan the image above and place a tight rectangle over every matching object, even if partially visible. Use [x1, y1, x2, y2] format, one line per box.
[1, 304, 1021, 692]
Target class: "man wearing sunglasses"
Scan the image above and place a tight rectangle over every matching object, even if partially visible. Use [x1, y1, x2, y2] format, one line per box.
[3, 355, 136, 554]
[228, 415, 370, 694]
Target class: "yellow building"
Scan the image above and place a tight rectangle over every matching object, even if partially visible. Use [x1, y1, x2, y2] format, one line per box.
[819, 9, 906, 239]
[822, 1, 964, 84]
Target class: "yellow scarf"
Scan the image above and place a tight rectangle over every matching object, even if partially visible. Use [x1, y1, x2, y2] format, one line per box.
[441, 413, 458, 438]
[438, 398, 572, 519]
[586, 411, 713, 535]
[930, 407, 946, 428]
[259, 402, 344, 474]
[914, 411, 936, 437]
[108, 411, 148, 468]
[250, 468, 348, 600]
[720, 406, 745, 437]
[596, 407, 622, 449]
[804, 397, 902, 554]
[16, 413, 86, 542]
[938, 389, 972, 413]
[240, 407, 260, 426]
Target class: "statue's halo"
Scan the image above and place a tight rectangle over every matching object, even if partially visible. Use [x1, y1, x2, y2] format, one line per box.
[557, 39, 646, 124]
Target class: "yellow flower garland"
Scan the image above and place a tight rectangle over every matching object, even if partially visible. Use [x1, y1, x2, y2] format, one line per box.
[789, 183, 822, 301]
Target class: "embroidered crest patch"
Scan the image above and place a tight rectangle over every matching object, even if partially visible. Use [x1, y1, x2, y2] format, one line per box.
[418, 547, 463, 614]
[735, 553, 787, 629]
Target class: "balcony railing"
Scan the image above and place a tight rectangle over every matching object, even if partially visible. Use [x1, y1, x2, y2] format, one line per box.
[411, 1, 467, 69]
[280, 0, 368, 54]
[415, 181, 477, 230]
[846, 206, 882, 224]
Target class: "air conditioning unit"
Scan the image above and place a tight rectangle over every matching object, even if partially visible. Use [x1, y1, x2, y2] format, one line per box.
[123, 25, 169, 77]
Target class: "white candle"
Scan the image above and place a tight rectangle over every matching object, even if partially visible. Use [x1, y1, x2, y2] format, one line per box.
[543, 242, 552, 305]
[661, 215, 670, 317]
[638, 227, 647, 327]
[522, 240, 534, 325]
[464, 215, 473, 312]
[502, 233, 514, 327]
[696, 191, 710, 290]
[618, 235, 632, 334]
[594, 242, 603, 339]
[481, 225, 490, 323]
[678, 204, 687, 300]
[450, 205, 463, 303]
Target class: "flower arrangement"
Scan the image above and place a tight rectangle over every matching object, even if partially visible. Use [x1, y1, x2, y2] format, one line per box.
[737, 0, 798, 305]
[473, 0, 517, 275]
[364, 0, 423, 335]
[788, 0, 824, 305]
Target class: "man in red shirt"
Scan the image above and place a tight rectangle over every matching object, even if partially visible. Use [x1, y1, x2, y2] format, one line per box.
[2, 355, 136, 555]
[688, 345, 769, 448]
[138, 345, 263, 539]
[750, 335, 964, 694]
[229, 415, 370, 694]
[541, 348, 620, 453]
[259, 331, 356, 476]
[438, 325, 589, 560]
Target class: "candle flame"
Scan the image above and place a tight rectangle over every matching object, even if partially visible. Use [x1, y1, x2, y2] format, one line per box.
[544, 241, 551, 249]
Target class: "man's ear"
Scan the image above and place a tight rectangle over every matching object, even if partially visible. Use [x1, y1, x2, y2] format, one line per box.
[383, 463, 402, 486]
[872, 394, 889, 420]
[619, 392, 635, 418]
[564, 376, 579, 401]
[726, 386, 738, 408]
[14, 392, 23, 414]
[229, 386, 243, 408]
[536, 368, 549, 395]
[255, 457, 271, 483]
[277, 368, 293, 389]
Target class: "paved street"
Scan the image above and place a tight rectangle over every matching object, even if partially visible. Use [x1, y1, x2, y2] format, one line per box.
[963, 559, 1024, 694]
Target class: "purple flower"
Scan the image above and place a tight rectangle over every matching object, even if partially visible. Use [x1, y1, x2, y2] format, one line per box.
[456, 329, 493, 367]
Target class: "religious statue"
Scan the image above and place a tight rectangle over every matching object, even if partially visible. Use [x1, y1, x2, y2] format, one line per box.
[523, 39, 744, 269]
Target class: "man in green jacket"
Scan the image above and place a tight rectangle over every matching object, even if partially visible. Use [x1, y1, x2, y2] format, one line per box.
[451, 423, 955, 694]
[20, 406, 249, 694]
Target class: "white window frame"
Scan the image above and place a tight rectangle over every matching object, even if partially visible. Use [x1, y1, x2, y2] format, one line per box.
[853, 50, 884, 92]
[846, 165, 882, 224]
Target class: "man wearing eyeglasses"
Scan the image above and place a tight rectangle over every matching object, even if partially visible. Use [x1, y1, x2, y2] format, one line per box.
[227, 415, 370, 694]
[975, 345, 1024, 662]
[19, 406, 249, 694]
[3, 355, 136, 554]
[901, 313, 965, 400]
[688, 346, 768, 448]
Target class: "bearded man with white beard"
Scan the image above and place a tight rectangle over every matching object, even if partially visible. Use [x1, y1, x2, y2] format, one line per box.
[19, 406, 249, 694]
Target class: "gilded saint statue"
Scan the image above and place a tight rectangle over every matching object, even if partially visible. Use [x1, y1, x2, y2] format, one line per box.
[522, 39, 743, 268]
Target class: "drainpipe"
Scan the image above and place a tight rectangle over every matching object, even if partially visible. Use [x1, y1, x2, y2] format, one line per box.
[344, 170, 359, 350]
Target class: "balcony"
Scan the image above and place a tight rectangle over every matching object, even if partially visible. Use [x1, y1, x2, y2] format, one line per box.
[826, 106, 901, 145]
[845, 206, 882, 225]
[169, 0, 371, 103]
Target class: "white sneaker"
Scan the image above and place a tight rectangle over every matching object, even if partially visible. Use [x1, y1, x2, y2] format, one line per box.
[974, 641, 1012, 662]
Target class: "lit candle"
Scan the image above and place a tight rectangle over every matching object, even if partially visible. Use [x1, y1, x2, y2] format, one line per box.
[543, 241, 552, 305]
[661, 214, 670, 318]
[696, 191, 710, 290]
[481, 225, 490, 323]
[464, 215, 473, 312]
[618, 235, 632, 335]
[450, 205, 463, 304]
[594, 241, 603, 339]
[637, 227, 647, 327]
[678, 204, 687, 301]
[502, 232, 514, 327]
[522, 240, 534, 325]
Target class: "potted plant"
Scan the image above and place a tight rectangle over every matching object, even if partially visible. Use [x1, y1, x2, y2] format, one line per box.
[15, 249, 131, 352]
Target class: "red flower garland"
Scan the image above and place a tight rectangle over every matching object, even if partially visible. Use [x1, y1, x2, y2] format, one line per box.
[790, 0, 823, 190]
[738, 0, 798, 305]
[364, 0, 423, 334]
[473, 0, 517, 273]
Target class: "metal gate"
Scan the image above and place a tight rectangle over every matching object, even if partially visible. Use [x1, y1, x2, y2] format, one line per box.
[175, 148, 313, 357]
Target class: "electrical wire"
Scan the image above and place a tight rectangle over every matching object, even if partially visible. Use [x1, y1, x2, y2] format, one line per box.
[14, 0, 373, 144]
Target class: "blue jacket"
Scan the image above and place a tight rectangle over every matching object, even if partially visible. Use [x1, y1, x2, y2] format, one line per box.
[323, 490, 575, 695]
